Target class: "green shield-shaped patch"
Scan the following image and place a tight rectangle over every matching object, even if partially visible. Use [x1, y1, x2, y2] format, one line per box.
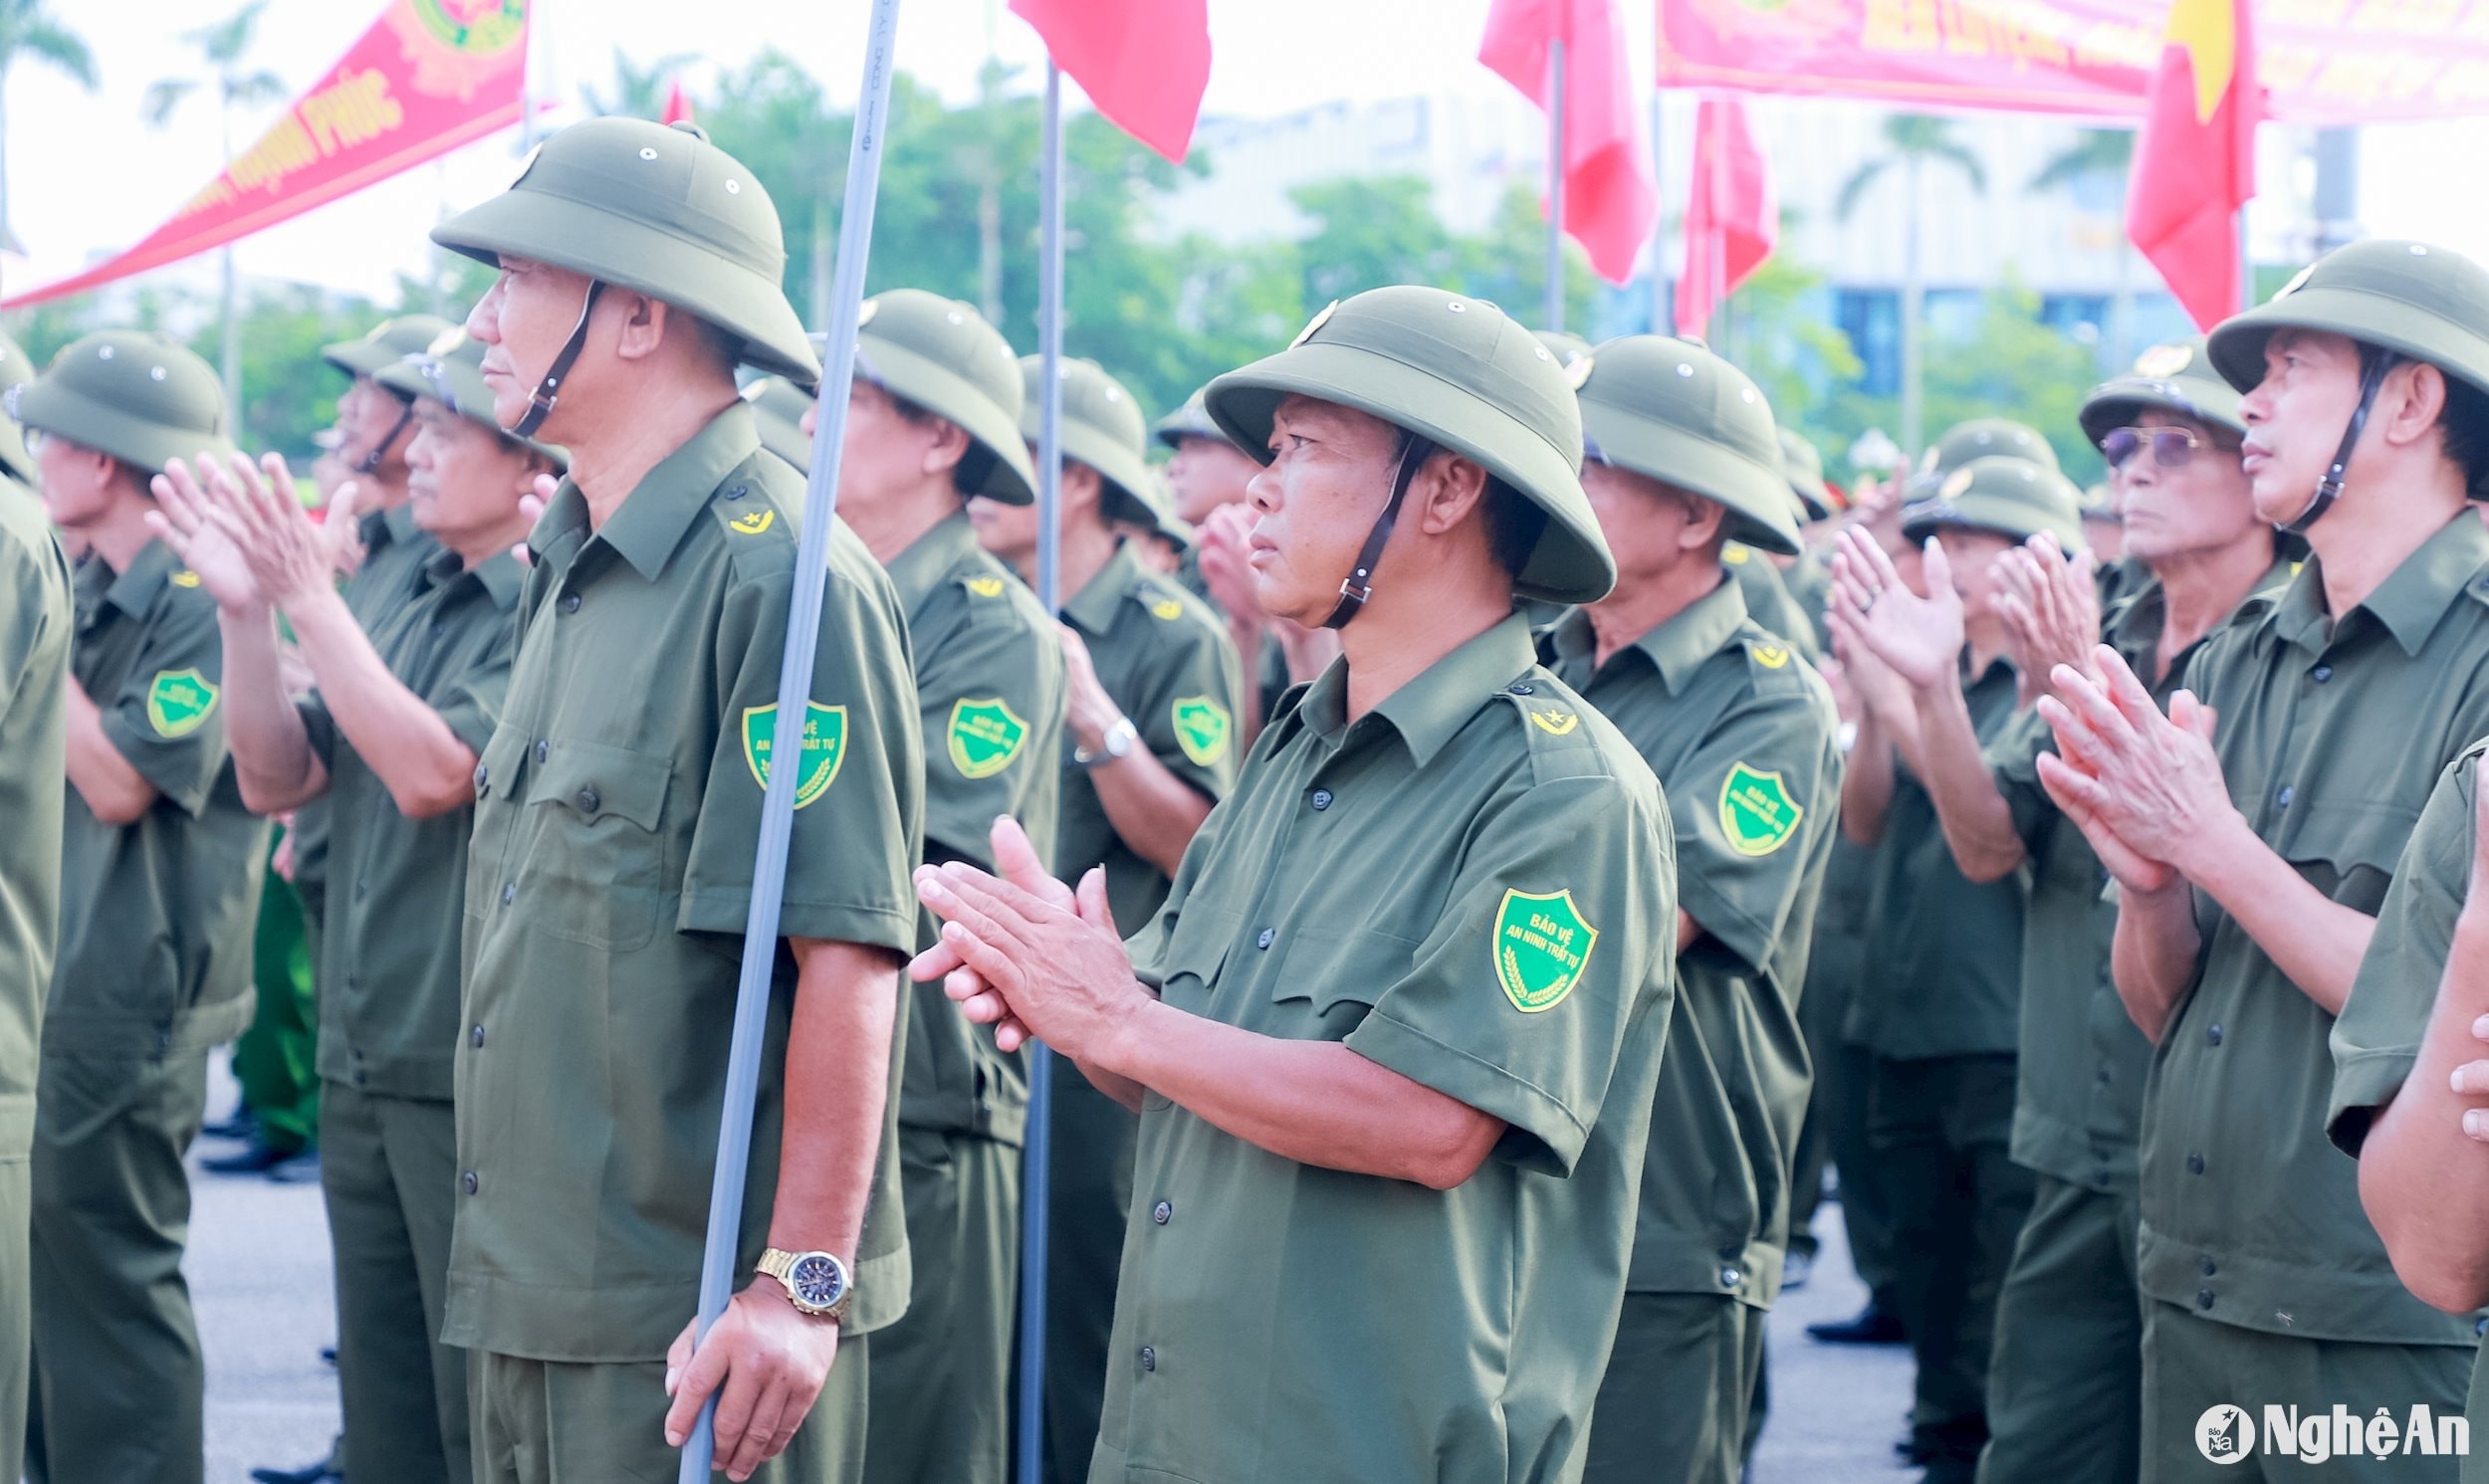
[146, 668, 219, 740]
[742, 702, 847, 810]
[1492, 888, 1599, 1013]
[948, 697, 1029, 779]
[1718, 762, 1803, 857]
[1171, 696, 1231, 767]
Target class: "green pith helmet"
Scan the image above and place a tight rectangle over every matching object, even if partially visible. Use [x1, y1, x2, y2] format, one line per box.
[1923, 417, 2060, 478]
[323, 313, 458, 383]
[2079, 482, 2117, 519]
[1019, 355, 1153, 526]
[2079, 336, 2246, 446]
[1778, 426, 1833, 522]
[1152, 386, 1237, 452]
[374, 325, 568, 471]
[0, 327, 36, 484]
[12, 330, 231, 478]
[738, 375, 815, 472]
[1574, 334, 1802, 557]
[1206, 286, 1613, 607]
[1534, 329, 1595, 374]
[1902, 454, 2085, 549]
[2207, 239, 2489, 404]
[856, 289, 1035, 504]
[431, 116, 819, 385]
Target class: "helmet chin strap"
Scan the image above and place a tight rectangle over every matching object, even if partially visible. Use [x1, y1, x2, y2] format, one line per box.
[511, 280, 606, 440]
[353, 399, 416, 476]
[2281, 349, 2398, 535]
[1321, 430, 1436, 630]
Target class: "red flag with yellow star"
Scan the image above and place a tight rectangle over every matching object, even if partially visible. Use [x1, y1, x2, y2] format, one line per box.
[2127, 0, 2259, 329]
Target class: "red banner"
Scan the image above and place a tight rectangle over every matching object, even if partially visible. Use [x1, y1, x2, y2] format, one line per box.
[3, 0, 530, 310]
[1657, 0, 2489, 122]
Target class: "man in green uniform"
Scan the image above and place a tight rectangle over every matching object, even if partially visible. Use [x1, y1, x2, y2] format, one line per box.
[2041, 238, 2489, 1480]
[912, 283, 1676, 1484]
[1153, 387, 1259, 570]
[792, 288, 1065, 1484]
[1841, 339, 2288, 1483]
[16, 330, 268, 1484]
[1548, 335, 1842, 1484]
[971, 353, 1241, 1484]
[429, 114, 925, 1482]
[217, 312, 459, 1177]
[1830, 454, 2083, 1480]
[0, 370, 73, 1484]
[153, 327, 562, 1484]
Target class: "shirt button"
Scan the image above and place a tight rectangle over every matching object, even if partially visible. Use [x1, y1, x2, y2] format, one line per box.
[471, 1024, 486, 1049]
[1310, 789, 1333, 811]
[727, 484, 750, 501]
[501, 882, 516, 906]
[2201, 1257, 2217, 1277]
[2477, 1317, 2487, 1338]
[2096, 1065, 2113, 1085]
[1152, 1200, 1172, 1224]
[2276, 784, 2294, 808]
[1508, 682, 1535, 696]
[2206, 1023, 2224, 1046]
[560, 592, 581, 615]
[2197, 1289, 2216, 1311]
[474, 762, 490, 791]
[576, 786, 600, 813]
[1256, 928, 1274, 950]
[462, 1170, 480, 1195]
[2312, 664, 2333, 683]
[1719, 1266, 1742, 1289]
[535, 739, 551, 764]
[2186, 1152, 2206, 1175]
[1138, 1346, 1157, 1373]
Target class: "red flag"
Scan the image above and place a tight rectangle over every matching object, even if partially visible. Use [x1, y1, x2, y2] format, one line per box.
[661, 78, 695, 126]
[1479, 0, 1659, 286]
[2127, 0, 2258, 329]
[1677, 99, 1777, 338]
[1010, 0, 1211, 163]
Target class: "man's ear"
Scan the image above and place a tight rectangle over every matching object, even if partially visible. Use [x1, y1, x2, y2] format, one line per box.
[921, 417, 972, 480]
[2380, 359, 2450, 452]
[610, 290, 666, 362]
[1679, 493, 1729, 551]
[1414, 450, 1488, 535]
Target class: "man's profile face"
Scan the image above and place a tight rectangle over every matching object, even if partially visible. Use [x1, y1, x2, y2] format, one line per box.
[1579, 460, 1708, 588]
[334, 376, 410, 474]
[2239, 328, 2368, 524]
[1932, 526, 2018, 622]
[406, 397, 534, 547]
[968, 491, 1038, 568]
[1243, 394, 1406, 627]
[828, 378, 944, 514]
[466, 254, 598, 436]
[1166, 433, 1260, 525]
[2116, 409, 2257, 566]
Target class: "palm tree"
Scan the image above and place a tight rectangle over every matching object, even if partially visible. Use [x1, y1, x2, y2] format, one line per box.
[2031, 127, 2138, 368]
[0, 0, 99, 256]
[1837, 114, 1987, 461]
[142, 0, 288, 419]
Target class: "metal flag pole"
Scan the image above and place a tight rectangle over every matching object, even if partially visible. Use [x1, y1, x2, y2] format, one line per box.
[1650, 88, 1668, 334]
[676, 0, 903, 1476]
[1544, 38, 1567, 333]
[1016, 56, 1067, 1484]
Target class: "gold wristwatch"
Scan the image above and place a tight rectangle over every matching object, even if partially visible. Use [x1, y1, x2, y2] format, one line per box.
[757, 1247, 852, 1322]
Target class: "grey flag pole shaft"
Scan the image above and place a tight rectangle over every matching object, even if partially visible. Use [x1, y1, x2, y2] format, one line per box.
[1545, 38, 1566, 333]
[1016, 60, 1066, 1484]
[677, 0, 903, 1476]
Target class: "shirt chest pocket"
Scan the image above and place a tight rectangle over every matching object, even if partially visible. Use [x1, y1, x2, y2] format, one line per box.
[1258, 922, 1425, 1040]
[510, 739, 673, 951]
[2275, 799, 2421, 916]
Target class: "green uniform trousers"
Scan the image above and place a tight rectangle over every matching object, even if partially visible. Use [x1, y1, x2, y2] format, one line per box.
[234, 832, 318, 1153]
[469, 1335, 868, 1484]
[2140, 1300, 2471, 1482]
[1582, 1292, 1762, 1484]
[322, 1080, 467, 1484]
[1977, 1172, 2143, 1484]
[25, 1048, 210, 1484]
[1869, 1052, 2036, 1472]
[0, 1155, 27, 1484]
[1827, 1037, 1903, 1308]
[1042, 1067, 1136, 1484]
[862, 1125, 1018, 1484]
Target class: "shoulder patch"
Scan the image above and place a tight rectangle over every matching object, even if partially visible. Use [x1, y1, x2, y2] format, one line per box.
[1528, 706, 1580, 736]
[1748, 641, 1793, 670]
[147, 668, 219, 739]
[1719, 762, 1805, 857]
[948, 697, 1029, 778]
[966, 574, 1008, 598]
[1493, 888, 1599, 1012]
[1150, 596, 1186, 621]
[741, 701, 846, 808]
[169, 568, 202, 588]
[1171, 695, 1232, 766]
[1723, 543, 1752, 566]
[728, 509, 777, 536]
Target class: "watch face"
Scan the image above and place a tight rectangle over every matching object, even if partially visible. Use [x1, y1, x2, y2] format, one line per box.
[791, 1253, 844, 1311]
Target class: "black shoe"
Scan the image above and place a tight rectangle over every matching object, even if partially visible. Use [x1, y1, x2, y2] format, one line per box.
[203, 1139, 310, 1176]
[267, 1150, 323, 1184]
[320, 1345, 338, 1368]
[1896, 1436, 1930, 1464]
[249, 1461, 341, 1484]
[202, 1108, 259, 1141]
[1807, 1302, 1907, 1345]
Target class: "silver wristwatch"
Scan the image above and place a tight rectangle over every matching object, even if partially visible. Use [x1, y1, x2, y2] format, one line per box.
[1074, 716, 1139, 767]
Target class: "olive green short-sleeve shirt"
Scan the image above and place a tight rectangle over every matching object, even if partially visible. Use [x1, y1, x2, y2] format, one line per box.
[298, 545, 522, 1102]
[1724, 543, 1820, 660]
[1988, 563, 2289, 1192]
[1055, 541, 1242, 931]
[2140, 514, 2489, 1346]
[1852, 656, 2026, 1060]
[1097, 613, 1677, 1484]
[1545, 578, 1842, 1308]
[449, 405, 925, 1363]
[0, 482, 72, 1159]
[48, 538, 267, 1057]
[884, 511, 1065, 1146]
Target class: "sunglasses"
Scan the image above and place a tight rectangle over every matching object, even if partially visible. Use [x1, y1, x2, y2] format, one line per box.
[2101, 426, 2218, 470]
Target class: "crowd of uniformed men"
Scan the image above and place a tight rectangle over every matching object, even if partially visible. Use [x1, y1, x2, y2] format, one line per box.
[6, 111, 2489, 1484]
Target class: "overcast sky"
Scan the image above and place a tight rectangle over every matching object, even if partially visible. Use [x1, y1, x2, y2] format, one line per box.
[3, 0, 2484, 307]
